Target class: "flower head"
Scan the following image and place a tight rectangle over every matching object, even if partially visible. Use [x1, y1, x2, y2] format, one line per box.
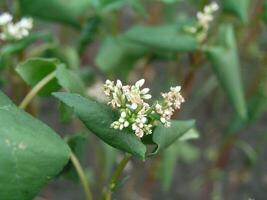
[0, 12, 33, 41]
[185, 2, 219, 43]
[104, 79, 185, 138]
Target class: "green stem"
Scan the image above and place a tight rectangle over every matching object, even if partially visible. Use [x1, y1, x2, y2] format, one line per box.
[103, 154, 131, 200]
[19, 71, 56, 109]
[70, 152, 94, 200]
[18, 71, 94, 200]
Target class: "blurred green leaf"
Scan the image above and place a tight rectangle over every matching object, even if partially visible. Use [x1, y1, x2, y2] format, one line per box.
[56, 65, 86, 95]
[222, 0, 251, 24]
[101, 0, 146, 15]
[95, 36, 148, 76]
[206, 24, 248, 121]
[16, 58, 61, 96]
[159, 142, 199, 192]
[0, 32, 53, 67]
[0, 91, 70, 200]
[19, 0, 91, 27]
[179, 128, 199, 141]
[53, 92, 147, 160]
[102, 142, 117, 179]
[237, 141, 258, 166]
[151, 120, 195, 155]
[78, 16, 101, 55]
[247, 71, 267, 122]
[264, 1, 267, 23]
[124, 24, 197, 52]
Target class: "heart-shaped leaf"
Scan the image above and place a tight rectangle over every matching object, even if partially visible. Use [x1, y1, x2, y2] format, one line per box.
[150, 120, 195, 155]
[205, 24, 248, 120]
[16, 57, 85, 96]
[0, 91, 70, 200]
[16, 58, 61, 96]
[53, 92, 147, 160]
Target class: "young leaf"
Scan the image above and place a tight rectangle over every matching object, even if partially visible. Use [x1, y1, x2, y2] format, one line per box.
[124, 24, 197, 52]
[16, 58, 61, 96]
[150, 120, 195, 155]
[205, 24, 248, 121]
[222, 0, 251, 24]
[19, 0, 91, 28]
[0, 91, 70, 200]
[53, 92, 147, 160]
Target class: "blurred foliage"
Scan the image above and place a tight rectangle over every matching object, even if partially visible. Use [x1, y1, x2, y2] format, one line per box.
[1, 0, 267, 199]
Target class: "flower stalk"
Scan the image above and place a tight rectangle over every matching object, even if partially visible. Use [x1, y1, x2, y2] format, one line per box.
[19, 71, 56, 109]
[103, 154, 131, 200]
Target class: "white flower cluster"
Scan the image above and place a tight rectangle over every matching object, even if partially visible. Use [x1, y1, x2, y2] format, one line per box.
[104, 79, 184, 138]
[155, 86, 185, 127]
[0, 12, 33, 41]
[185, 2, 219, 43]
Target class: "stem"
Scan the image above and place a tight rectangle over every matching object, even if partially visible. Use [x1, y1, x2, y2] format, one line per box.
[103, 154, 131, 200]
[18, 71, 94, 200]
[70, 152, 94, 200]
[19, 71, 56, 109]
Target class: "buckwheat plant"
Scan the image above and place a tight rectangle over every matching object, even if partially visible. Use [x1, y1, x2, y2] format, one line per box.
[104, 79, 185, 138]
[185, 2, 219, 43]
[0, 12, 33, 41]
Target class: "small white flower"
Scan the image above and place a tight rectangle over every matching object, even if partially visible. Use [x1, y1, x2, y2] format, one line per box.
[0, 13, 33, 41]
[135, 79, 145, 88]
[0, 13, 12, 26]
[185, 2, 219, 43]
[105, 79, 184, 138]
[130, 103, 138, 110]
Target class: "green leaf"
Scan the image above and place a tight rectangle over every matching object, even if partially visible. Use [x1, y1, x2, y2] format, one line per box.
[124, 24, 197, 52]
[0, 91, 70, 200]
[264, 1, 267, 23]
[55, 65, 86, 95]
[19, 0, 91, 27]
[206, 24, 248, 120]
[151, 120, 195, 155]
[247, 71, 267, 122]
[53, 92, 147, 160]
[222, 0, 251, 24]
[101, 0, 146, 16]
[179, 128, 199, 141]
[159, 144, 179, 192]
[159, 142, 199, 192]
[95, 36, 148, 76]
[16, 58, 60, 96]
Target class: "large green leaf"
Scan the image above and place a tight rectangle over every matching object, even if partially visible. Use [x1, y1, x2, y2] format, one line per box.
[53, 92, 147, 160]
[124, 24, 197, 52]
[150, 120, 195, 155]
[0, 91, 70, 200]
[16, 58, 61, 96]
[19, 0, 91, 27]
[206, 24, 248, 120]
[222, 0, 251, 24]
